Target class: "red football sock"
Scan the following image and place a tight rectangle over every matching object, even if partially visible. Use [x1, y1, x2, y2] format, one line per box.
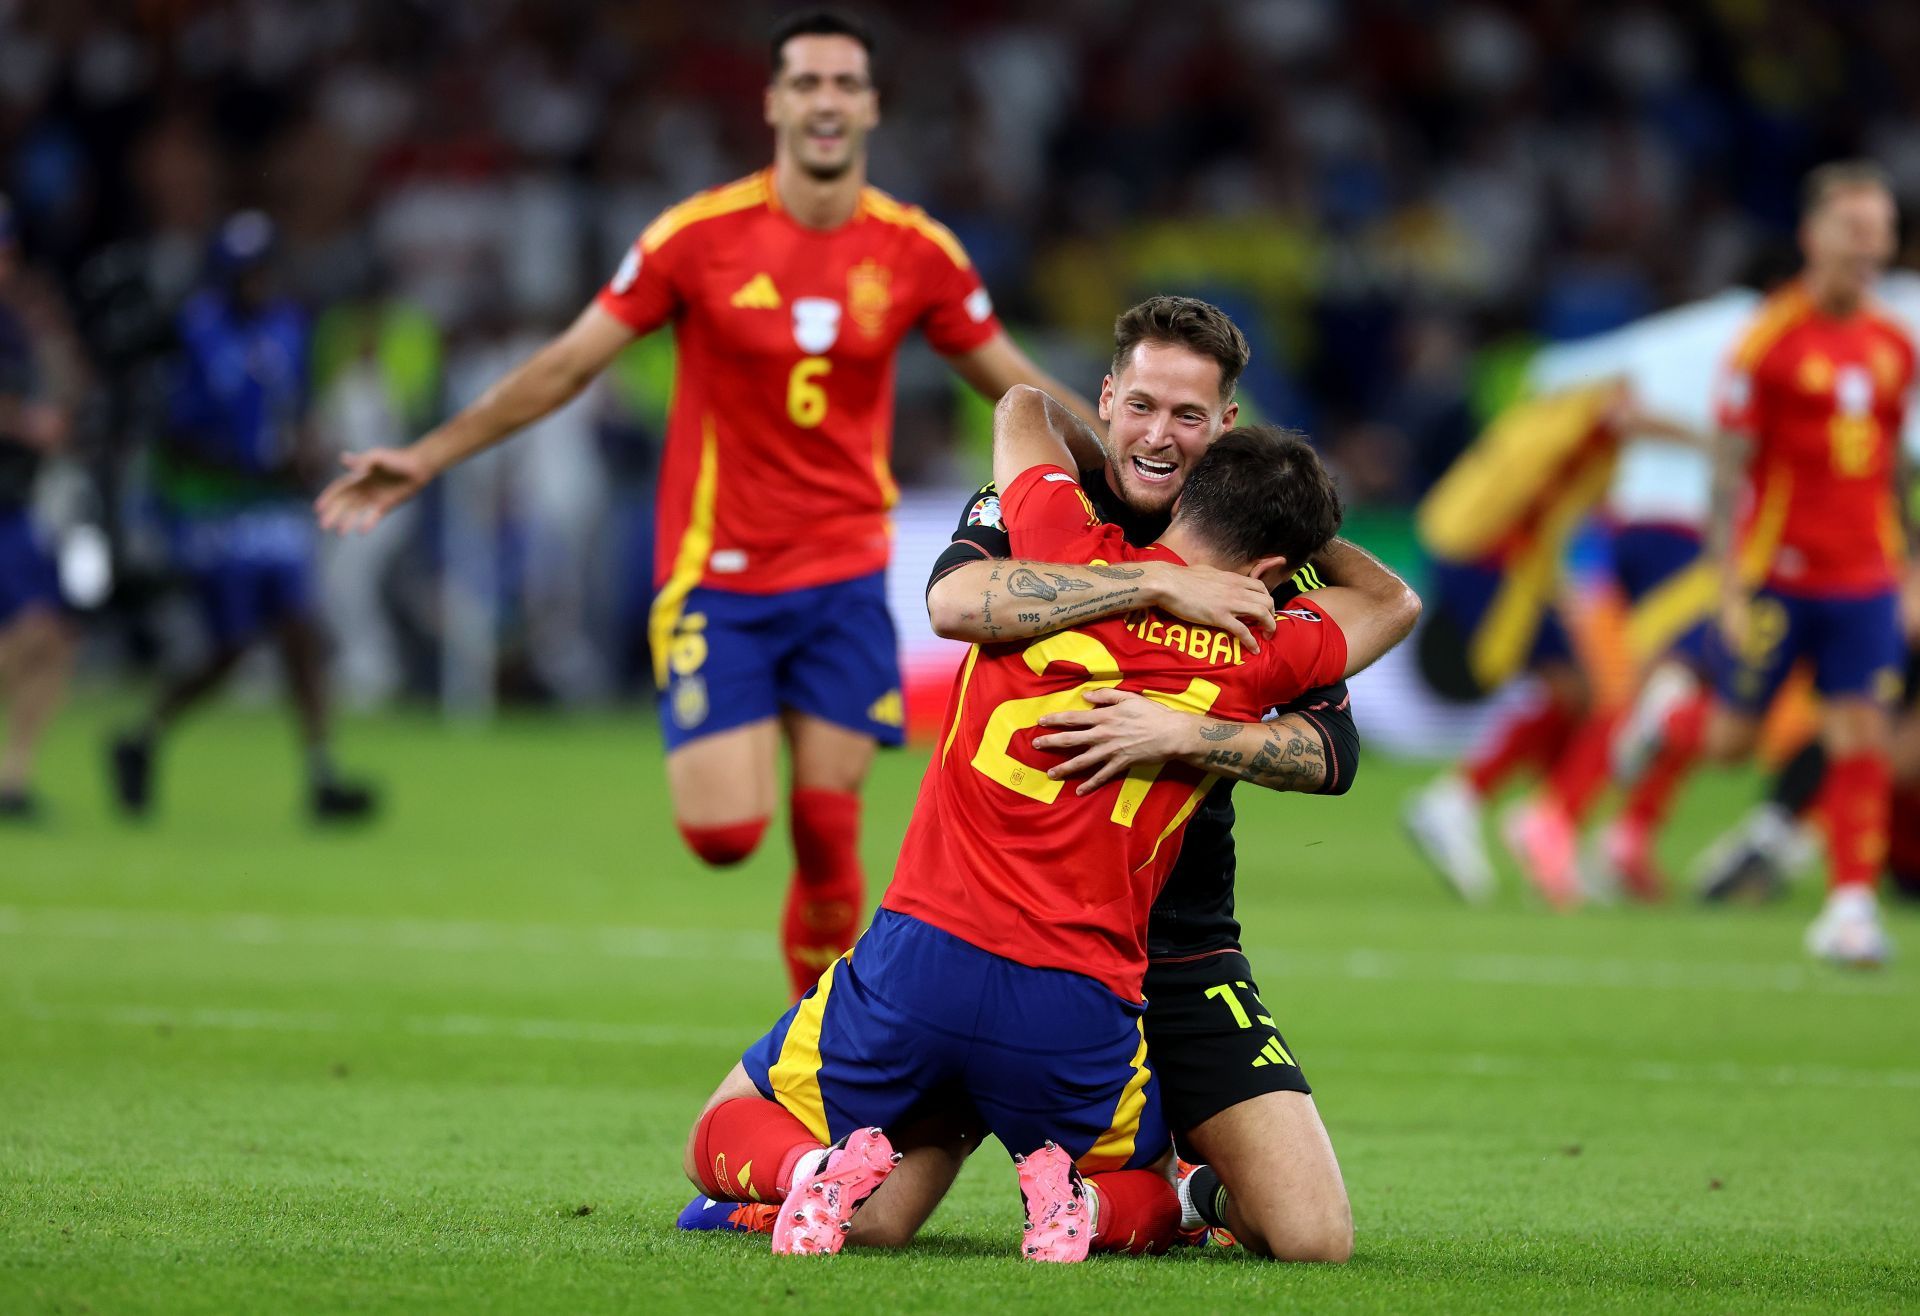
[1821, 752, 1890, 890]
[1546, 709, 1619, 826]
[782, 788, 865, 1000]
[678, 817, 769, 868]
[690, 1097, 821, 1202]
[1463, 695, 1578, 798]
[1088, 1169, 1181, 1256]
[1621, 691, 1708, 831]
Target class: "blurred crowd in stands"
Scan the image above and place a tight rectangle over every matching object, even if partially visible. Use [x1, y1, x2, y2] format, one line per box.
[5, 0, 1920, 703]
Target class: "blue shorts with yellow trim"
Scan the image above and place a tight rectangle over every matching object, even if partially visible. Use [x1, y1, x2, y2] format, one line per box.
[1610, 523, 1710, 665]
[741, 908, 1169, 1172]
[653, 571, 903, 751]
[1712, 585, 1902, 713]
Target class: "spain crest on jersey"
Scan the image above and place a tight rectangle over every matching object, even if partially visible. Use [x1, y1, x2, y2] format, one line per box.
[848, 260, 892, 338]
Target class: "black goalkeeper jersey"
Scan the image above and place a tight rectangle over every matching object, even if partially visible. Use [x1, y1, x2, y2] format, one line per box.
[926, 465, 1359, 960]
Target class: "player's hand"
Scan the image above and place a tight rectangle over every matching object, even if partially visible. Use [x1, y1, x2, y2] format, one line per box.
[1034, 688, 1194, 794]
[315, 447, 434, 534]
[1147, 562, 1278, 654]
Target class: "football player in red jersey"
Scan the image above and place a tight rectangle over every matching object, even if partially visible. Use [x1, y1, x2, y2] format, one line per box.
[316, 11, 1102, 996]
[680, 395, 1416, 1260]
[1616, 162, 1916, 965]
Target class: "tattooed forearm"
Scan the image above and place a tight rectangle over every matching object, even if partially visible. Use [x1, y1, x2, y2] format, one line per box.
[1243, 726, 1325, 789]
[1018, 612, 1040, 623]
[1088, 563, 1145, 580]
[1186, 718, 1327, 793]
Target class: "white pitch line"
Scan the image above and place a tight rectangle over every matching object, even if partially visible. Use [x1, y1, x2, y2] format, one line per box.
[7, 999, 739, 1049]
[0, 904, 1910, 998]
[0, 904, 764, 962]
[10, 997, 1918, 1092]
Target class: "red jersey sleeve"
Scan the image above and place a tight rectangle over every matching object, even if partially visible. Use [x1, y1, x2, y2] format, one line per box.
[912, 226, 1001, 357]
[1255, 599, 1349, 701]
[1001, 464, 1107, 559]
[593, 224, 685, 337]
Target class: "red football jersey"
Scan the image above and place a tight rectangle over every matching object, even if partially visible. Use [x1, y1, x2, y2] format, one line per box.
[1718, 283, 1916, 593]
[882, 466, 1348, 1001]
[596, 170, 1001, 596]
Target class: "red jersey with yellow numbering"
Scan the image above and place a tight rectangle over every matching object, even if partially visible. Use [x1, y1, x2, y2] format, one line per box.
[1718, 283, 1916, 594]
[882, 465, 1349, 1001]
[595, 169, 1001, 594]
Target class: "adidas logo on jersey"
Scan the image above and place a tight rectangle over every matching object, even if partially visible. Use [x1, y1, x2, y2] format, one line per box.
[730, 273, 781, 309]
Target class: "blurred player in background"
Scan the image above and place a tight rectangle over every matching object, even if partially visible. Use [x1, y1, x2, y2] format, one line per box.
[1493, 280, 1766, 901]
[682, 399, 1411, 1260]
[1400, 381, 1627, 905]
[315, 10, 1099, 997]
[110, 212, 375, 821]
[1615, 162, 1915, 965]
[0, 196, 83, 820]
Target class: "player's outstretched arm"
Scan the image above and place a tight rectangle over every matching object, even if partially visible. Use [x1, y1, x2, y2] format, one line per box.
[315, 303, 634, 534]
[1703, 430, 1754, 646]
[948, 337, 1105, 470]
[1296, 538, 1422, 678]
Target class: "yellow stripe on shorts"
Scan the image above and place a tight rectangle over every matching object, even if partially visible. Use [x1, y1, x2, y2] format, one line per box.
[765, 951, 849, 1143]
[1078, 1017, 1153, 1174]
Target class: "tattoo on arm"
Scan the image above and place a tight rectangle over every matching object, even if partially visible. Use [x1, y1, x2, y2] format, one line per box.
[1193, 719, 1327, 792]
[1243, 726, 1325, 789]
[1018, 612, 1040, 623]
[1009, 567, 1096, 603]
[1088, 564, 1144, 580]
[1008, 568, 1057, 601]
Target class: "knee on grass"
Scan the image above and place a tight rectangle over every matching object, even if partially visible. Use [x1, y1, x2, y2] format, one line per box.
[677, 817, 769, 867]
[1237, 1202, 1353, 1264]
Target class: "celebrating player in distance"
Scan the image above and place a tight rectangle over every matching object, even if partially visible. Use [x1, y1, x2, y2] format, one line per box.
[1615, 161, 1915, 965]
[315, 11, 1099, 995]
[682, 384, 1415, 1261]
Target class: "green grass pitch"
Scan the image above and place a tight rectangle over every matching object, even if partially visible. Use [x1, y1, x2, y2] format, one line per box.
[3, 701, 1917, 1313]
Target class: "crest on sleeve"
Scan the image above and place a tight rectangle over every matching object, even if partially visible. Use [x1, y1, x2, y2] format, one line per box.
[966, 493, 1004, 529]
[1278, 607, 1323, 622]
[610, 247, 641, 295]
[965, 287, 993, 323]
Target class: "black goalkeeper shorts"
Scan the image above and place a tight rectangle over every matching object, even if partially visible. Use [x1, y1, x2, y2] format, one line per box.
[1142, 949, 1311, 1141]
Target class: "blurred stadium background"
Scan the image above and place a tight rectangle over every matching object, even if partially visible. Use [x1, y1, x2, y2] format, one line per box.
[5, 1, 1920, 1310]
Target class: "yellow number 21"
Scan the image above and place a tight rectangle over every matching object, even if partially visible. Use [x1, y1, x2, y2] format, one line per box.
[971, 629, 1222, 828]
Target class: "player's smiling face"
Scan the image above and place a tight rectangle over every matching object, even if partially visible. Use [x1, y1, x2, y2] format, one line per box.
[766, 36, 878, 181]
[1098, 340, 1239, 516]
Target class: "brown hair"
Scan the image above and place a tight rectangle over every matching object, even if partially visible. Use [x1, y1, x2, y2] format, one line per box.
[1112, 295, 1251, 400]
[771, 9, 875, 77]
[1802, 160, 1893, 219]
[1173, 424, 1343, 568]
